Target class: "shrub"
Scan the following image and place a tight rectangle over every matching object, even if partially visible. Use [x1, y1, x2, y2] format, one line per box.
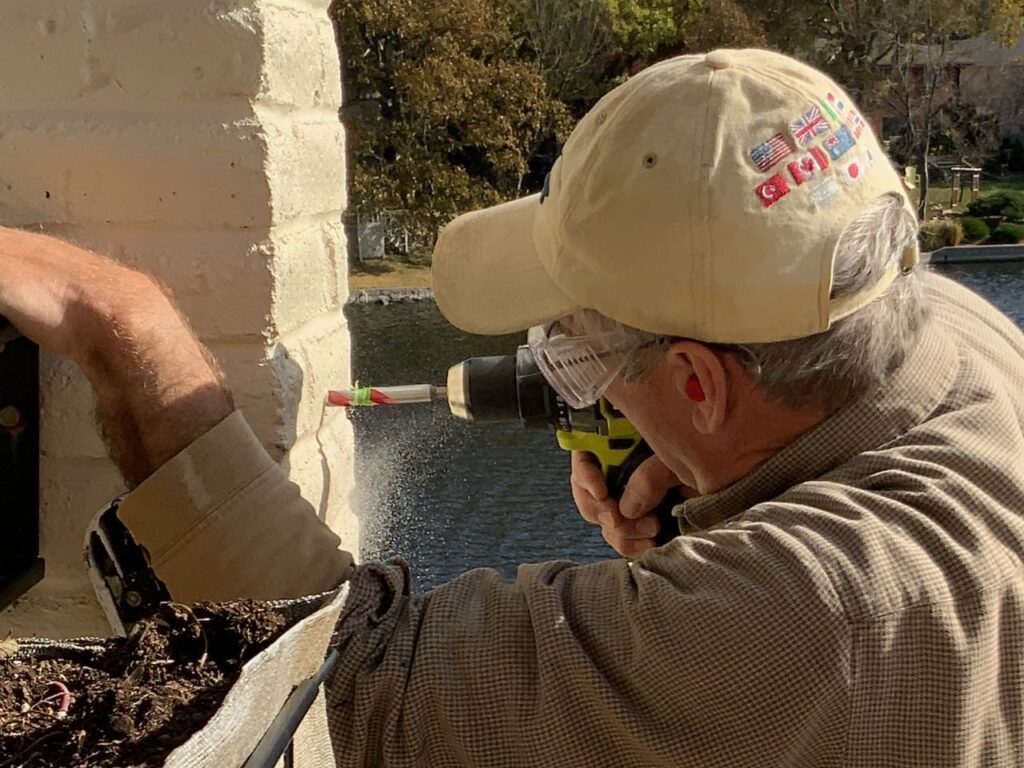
[959, 216, 990, 242]
[919, 219, 964, 251]
[989, 222, 1024, 244]
[966, 190, 1024, 221]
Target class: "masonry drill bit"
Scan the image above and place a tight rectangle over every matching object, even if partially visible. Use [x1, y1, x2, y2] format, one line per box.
[327, 383, 448, 407]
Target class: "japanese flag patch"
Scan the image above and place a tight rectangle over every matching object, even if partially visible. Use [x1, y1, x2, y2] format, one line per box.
[787, 147, 830, 186]
[840, 157, 865, 185]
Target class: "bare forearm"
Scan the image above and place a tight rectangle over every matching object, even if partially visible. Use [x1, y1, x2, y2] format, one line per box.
[0, 228, 233, 486]
[74, 278, 234, 487]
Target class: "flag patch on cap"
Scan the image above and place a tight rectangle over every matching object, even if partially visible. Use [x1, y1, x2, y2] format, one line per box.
[809, 177, 841, 209]
[790, 105, 829, 147]
[823, 125, 857, 161]
[840, 158, 865, 185]
[846, 110, 866, 139]
[755, 173, 791, 208]
[750, 134, 793, 172]
[787, 147, 830, 185]
[826, 92, 847, 117]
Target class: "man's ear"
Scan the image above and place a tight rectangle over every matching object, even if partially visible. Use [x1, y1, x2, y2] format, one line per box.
[666, 341, 728, 435]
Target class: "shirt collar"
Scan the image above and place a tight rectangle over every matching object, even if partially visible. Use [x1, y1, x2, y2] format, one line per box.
[678, 316, 958, 531]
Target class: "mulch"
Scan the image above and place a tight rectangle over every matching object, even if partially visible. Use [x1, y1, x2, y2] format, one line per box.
[0, 600, 287, 767]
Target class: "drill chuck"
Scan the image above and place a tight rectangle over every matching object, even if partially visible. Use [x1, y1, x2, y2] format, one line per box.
[446, 346, 570, 430]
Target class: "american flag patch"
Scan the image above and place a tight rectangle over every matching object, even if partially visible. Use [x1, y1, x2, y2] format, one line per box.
[749, 134, 793, 172]
[790, 106, 829, 147]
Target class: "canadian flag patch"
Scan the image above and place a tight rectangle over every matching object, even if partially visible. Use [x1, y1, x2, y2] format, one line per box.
[787, 147, 830, 186]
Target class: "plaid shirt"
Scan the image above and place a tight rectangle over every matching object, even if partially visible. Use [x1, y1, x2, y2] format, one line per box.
[121, 272, 1024, 766]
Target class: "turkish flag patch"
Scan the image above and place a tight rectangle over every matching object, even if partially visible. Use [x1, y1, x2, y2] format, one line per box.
[755, 173, 791, 208]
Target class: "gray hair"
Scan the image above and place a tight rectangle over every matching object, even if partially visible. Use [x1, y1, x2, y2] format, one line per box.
[581, 193, 929, 414]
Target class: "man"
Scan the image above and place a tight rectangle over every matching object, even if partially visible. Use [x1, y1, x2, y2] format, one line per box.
[4, 49, 1024, 766]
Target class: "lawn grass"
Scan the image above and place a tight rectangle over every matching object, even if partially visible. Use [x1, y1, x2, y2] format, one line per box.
[349, 258, 433, 291]
[924, 172, 1024, 211]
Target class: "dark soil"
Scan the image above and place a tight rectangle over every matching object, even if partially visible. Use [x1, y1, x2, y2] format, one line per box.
[0, 600, 287, 767]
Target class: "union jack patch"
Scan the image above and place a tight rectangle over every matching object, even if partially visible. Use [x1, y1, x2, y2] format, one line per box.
[823, 125, 857, 161]
[749, 134, 793, 172]
[755, 172, 791, 208]
[787, 147, 830, 186]
[790, 105, 830, 147]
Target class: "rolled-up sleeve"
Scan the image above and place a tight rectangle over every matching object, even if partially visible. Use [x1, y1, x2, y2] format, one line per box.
[117, 410, 353, 603]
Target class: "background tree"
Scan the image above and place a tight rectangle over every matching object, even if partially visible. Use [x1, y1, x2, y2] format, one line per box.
[515, 0, 616, 108]
[332, 0, 570, 251]
[861, 0, 1024, 217]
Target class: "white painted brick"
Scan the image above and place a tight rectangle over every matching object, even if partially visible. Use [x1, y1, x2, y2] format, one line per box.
[261, 3, 342, 108]
[208, 340, 289, 457]
[285, 418, 359, 550]
[0, 1, 264, 110]
[2, 0, 358, 635]
[259, 109, 347, 222]
[45, 225, 276, 340]
[270, 217, 346, 334]
[275, 310, 352, 439]
[39, 355, 106, 460]
[0, 114, 272, 229]
[38, 457, 125, 584]
[2, 591, 109, 639]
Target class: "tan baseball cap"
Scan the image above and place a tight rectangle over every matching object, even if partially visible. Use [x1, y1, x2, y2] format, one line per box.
[432, 49, 918, 343]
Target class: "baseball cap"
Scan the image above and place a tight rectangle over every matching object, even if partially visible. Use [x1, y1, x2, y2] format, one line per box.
[431, 49, 918, 344]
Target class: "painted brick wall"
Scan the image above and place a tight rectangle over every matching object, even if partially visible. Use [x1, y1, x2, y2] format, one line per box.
[0, 0, 358, 636]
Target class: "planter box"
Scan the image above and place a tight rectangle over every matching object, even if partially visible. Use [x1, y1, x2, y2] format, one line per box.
[10, 586, 347, 767]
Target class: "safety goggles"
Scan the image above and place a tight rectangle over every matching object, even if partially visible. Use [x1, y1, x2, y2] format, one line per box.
[527, 312, 665, 409]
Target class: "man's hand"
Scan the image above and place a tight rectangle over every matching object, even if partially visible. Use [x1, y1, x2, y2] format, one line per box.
[0, 227, 234, 486]
[571, 451, 681, 557]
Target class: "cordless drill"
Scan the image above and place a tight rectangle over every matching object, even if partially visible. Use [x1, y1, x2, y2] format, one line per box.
[332, 345, 680, 546]
[446, 346, 648, 491]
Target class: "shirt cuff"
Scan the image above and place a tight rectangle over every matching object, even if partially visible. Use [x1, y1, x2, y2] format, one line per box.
[118, 411, 354, 603]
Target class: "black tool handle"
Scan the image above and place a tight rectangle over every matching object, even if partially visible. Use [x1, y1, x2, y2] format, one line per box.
[603, 442, 681, 548]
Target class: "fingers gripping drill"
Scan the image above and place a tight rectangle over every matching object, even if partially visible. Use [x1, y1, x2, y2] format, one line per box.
[330, 346, 680, 547]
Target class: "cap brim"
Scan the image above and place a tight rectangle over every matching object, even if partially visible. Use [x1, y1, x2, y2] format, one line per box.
[432, 195, 577, 335]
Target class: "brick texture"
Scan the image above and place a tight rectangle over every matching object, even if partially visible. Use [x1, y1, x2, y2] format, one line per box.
[0, 0, 358, 637]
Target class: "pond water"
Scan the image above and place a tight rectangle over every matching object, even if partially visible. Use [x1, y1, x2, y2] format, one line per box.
[346, 263, 1024, 591]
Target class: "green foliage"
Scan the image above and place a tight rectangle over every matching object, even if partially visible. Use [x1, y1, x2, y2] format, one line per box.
[601, 0, 679, 59]
[990, 222, 1024, 244]
[966, 190, 1024, 220]
[959, 216, 990, 242]
[333, 0, 571, 248]
[919, 219, 964, 251]
[334, 0, 1024, 263]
